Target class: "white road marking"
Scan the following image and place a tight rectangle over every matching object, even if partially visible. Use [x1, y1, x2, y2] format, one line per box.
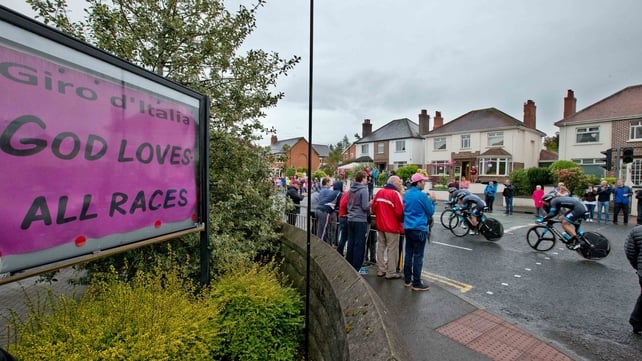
[433, 241, 473, 251]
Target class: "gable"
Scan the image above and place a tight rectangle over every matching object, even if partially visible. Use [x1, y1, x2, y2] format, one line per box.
[555, 84, 642, 125]
[269, 137, 305, 154]
[356, 118, 421, 143]
[428, 108, 525, 135]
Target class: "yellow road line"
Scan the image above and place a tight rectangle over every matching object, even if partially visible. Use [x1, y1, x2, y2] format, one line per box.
[422, 271, 473, 293]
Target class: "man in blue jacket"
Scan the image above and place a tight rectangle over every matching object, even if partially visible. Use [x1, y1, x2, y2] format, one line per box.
[613, 179, 632, 225]
[403, 173, 435, 291]
[484, 180, 497, 213]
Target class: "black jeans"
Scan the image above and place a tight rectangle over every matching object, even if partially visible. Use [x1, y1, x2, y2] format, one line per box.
[613, 202, 629, 224]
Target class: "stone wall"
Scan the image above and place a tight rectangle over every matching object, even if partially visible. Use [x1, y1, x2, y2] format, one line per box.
[279, 224, 411, 361]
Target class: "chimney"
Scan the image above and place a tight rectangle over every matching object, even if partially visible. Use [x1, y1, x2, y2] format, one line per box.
[523, 99, 536, 129]
[563, 89, 576, 118]
[270, 135, 278, 144]
[362, 119, 373, 137]
[433, 111, 443, 130]
[418, 109, 430, 135]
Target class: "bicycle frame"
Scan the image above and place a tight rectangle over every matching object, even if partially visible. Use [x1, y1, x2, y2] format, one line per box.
[526, 218, 608, 258]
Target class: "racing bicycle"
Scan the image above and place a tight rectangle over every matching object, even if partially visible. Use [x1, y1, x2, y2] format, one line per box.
[447, 208, 504, 241]
[525, 218, 611, 260]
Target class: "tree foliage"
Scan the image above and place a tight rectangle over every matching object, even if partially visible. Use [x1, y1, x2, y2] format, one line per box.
[543, 132, 559, 152]
[324, 135, 351, 175]
[26, 0, 300, 279]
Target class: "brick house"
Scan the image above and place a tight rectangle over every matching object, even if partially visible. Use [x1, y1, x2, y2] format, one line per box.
[268, 136, 329, 175]
[554, 85, 642, 181]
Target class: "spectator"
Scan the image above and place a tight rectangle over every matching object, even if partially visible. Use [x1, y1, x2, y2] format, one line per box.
[532, 185, 545, 217]
[637, 189, 642, 226]
[371, 175, 404, 279]
[484, 181, 497, 213]
[345, 171, 371, 271]
[470, 166, 478, 183]
[316, 180, 343, 245]
[502, 180, 515, 216]
[624, 225, 642, 334]
[286, 180, 306, 226]
[459, 176, 470, 190]
[366, 169, 375, 201]
[554, 182, 570, 197]
[613, 179, 632, 225]
[336, 190, 349, 256]
[596, 180, 612, 224]
[583, 184, 597, 222]
[447, 178, 459, 190]
[402, 173, 435, 291]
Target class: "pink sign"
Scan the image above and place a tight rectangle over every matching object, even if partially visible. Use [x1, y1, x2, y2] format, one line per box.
[0, 44, 200, 258]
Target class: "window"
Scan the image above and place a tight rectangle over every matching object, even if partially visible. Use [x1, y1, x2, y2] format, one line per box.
[377, 143, 384, 154]
[393, 161, 407, 169]
[461, 134, 470, 149]
[395, 140, 406, 152]
[632, 159, 642, 185]
[576, 126, 599, 143]
[630, 120, 642, 140]
[434, 137, 446, 150]
[487, 132, 504, 147]
[430, 160, 449, 176]
[480, 157, 510, 176]
[571, 158, 597, 165]
[360, 144, 369, 154]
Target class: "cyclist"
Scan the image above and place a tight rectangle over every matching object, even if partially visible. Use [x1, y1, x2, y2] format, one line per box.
[449, 188, 471, 205]
[536, 194, 589, 250]
[455, 192, 487, 232]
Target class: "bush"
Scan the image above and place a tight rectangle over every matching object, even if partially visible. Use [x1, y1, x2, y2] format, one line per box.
[395, 165, 419, 182]
[209, 261, 304, 361]
[509, 169, 531, 196]
[7, 261, 304, 361]
[526, 167, 552, 188]
[8, 266, 221, 360]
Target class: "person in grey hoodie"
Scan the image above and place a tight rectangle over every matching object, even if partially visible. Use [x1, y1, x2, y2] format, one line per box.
[345, 171, 371, 271]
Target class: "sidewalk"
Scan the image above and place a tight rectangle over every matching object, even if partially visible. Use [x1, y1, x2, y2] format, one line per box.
[0, 268, 86, 349]
[364, 269, 575, 361]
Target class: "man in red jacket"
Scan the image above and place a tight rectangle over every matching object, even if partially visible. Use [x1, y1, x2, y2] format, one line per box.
[371, 175, 404, 279]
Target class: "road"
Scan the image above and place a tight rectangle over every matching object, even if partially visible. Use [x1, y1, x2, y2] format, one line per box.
[425, 205, 642, 361]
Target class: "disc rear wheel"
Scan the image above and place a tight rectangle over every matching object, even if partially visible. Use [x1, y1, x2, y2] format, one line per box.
[578, 232, 611, 260]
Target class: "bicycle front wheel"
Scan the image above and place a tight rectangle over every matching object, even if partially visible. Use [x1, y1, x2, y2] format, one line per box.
[526, 225, 556, 251]
[449, 214, 469, 237]
[440, 209, 454, 229]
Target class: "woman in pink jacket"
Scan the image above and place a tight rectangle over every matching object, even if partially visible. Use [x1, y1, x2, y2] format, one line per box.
[532, 185, 545, 217]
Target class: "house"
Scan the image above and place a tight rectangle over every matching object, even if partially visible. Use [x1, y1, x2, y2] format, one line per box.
[423, 101, 546, 184]
[554, 86, 642, 182]
[268, 136, 329, 175]
[353, 117, 425, 171]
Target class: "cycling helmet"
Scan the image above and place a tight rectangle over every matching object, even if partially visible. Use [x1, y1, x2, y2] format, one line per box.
[448, 187, 458, 194]
[456, 192, 467, 200]
[541, 193, 555, 203]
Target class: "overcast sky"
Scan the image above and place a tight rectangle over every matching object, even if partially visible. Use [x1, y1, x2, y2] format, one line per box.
[5, 0, 642, 147]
